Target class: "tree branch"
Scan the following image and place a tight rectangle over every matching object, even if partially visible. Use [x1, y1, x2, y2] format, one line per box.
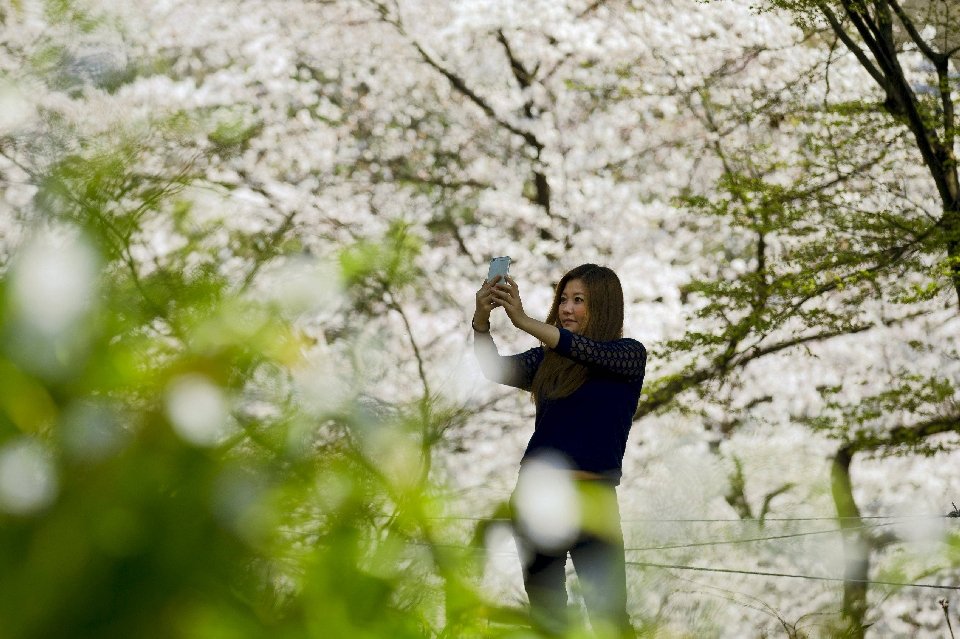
[363, 0, 541, 147]
[636, 310, 928, 419]
[846, 413, 960, 454]
[887, 0, 945, 62]
[385, 288, 431, 412]
[820, 4, 887, 87]
[405, 39, 542, 150]
[496, 29, 534, 93]
[836, 1, 953, 203]
[239, 208, 299, 292]
[494, 29, 552, 215]
[937, 59, 956, 154]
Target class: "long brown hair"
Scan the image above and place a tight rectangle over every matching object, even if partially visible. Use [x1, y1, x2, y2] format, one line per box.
[530, 264, 625, 403]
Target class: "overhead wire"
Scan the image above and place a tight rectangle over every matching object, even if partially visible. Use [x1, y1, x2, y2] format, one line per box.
[418, 515, 958, 554]
[422, 513, 956, 524]
[623, 520, 903, 552]
[410, 541, 960, 592]
[626, 560, 960, 591]
[404, 514, 960, 592]
[422, 520, 942, 555]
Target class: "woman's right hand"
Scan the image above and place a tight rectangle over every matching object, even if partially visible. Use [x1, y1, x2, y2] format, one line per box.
[473, 277, 501, 327]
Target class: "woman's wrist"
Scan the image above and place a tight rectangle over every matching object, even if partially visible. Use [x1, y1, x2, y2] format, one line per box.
[471, 314, 490, 332]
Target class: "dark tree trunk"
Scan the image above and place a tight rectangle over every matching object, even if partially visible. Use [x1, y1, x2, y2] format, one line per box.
[942, 206, 960, 311]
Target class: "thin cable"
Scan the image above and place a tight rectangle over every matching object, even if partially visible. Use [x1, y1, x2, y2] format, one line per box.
[627, 515, 951, 523]
[625, 520, 901, 552]
[627, 560, 960, 591]
[420, 514, 954, 523]
[412, 543, 960, 591]
[422, 521, 902, 554]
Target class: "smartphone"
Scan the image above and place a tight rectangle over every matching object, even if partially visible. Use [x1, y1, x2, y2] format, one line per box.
[487, 256, 511, 283]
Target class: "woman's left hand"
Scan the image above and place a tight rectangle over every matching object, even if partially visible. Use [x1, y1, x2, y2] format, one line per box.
[489, 276, 561, 348]
[490, 276, 527, 326]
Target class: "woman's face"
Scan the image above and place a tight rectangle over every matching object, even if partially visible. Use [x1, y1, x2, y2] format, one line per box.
[558, 278, 588, 334]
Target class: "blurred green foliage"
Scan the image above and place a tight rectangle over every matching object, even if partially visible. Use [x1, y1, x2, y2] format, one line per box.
[0, 0, 642, 615]
[0, 107, 637, 637]
[339, 220, 423, 290]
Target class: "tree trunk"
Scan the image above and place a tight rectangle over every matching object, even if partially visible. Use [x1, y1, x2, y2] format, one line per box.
[942, 206, 960, 312]
[822, 1, 960, 313]
[831, 447, 869, 638]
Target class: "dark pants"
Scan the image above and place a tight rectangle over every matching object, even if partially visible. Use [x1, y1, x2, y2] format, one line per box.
[512, 480, 633, 637]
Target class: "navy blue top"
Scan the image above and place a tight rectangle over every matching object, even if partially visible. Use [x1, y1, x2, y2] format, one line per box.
[474, 327, 646, 485]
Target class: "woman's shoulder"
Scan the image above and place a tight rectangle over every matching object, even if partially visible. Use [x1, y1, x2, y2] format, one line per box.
[564, 331, 645, 349]
[568, 333, 646, 359]
[607, 335, 646, 351]
[516, 344, 547, 363]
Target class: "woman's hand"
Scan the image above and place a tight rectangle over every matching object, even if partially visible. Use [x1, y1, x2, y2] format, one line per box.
[485, 276, 561, 347]
[490, 276, 527, 326]
[473, 277, 499, 330]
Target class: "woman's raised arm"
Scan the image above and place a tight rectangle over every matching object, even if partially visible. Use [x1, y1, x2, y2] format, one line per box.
[554, 329, 646, 384]
[472, 275, 543, 390]
[473, 329, 543, 391]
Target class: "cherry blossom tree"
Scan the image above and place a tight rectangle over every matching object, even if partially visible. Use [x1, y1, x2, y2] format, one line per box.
[4, 0, 960, 636]
[687, 0, 960, 633]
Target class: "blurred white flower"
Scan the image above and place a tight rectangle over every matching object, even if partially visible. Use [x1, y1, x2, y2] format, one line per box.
[513, 452, 579, 551]
[484, 521, 520, 576]
[0, 80, 31, 134]
[0, 439, 58, 515]
[254, 255, 345, 317]
[164, 374, 231, 446]
[10, 231, 99, 337]
[60, 401, 128, 461]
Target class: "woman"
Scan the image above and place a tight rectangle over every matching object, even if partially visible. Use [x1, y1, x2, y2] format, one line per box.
[472, 264, 646, 638]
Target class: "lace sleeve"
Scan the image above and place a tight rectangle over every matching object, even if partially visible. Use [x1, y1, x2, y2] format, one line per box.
[474, 330, 544, 391]
[554, 328, 646, 384]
